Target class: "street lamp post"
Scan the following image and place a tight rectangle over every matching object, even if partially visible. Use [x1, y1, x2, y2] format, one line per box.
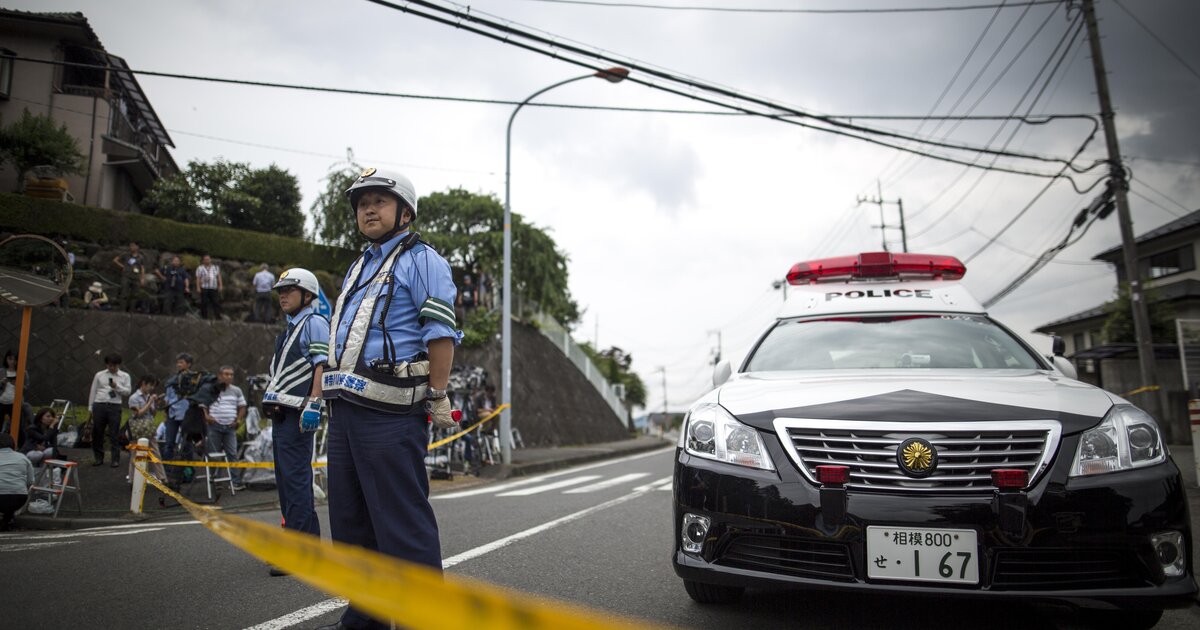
[501, 67, 628, 464]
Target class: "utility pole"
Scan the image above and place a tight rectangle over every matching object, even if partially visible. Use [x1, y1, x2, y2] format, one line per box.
[1080, 0, 1164, 421]
[772, 279, 788, 302]
[708, 330, 722, 365]
[857, 180, 908, 252]
[656, 366, 668, 428]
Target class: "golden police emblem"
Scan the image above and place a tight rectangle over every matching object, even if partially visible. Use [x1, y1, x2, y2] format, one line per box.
[897, 437, 937, 478]
[360, 167, 377, 178]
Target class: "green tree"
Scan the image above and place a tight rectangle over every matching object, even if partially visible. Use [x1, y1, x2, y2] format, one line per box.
[143, 159, 302, 236]
[1101, 281, 1175, 343]
[236, 165, 304, 237]
[579, 343, 648, 412]
[421, 188, 580, 326]
[309, 151, 365, 249]
[0, 109, 86, 187]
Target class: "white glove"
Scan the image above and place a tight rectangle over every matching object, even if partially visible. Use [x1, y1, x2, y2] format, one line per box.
[426, 396, 458, 430]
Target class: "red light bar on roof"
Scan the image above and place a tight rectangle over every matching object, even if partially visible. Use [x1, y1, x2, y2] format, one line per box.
[786, 252, 966, 285]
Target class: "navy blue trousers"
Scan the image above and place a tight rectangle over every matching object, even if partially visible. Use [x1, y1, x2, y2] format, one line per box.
[272, 408, 320, 536]
[328, 400, 441, 630]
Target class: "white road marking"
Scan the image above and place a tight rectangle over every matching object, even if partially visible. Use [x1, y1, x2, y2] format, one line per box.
[495, 475, 601, 496]
[252, 456, 671, 629]
[633, 475, 673, 492]
[561, 472, 650, 494]
[0, 526, 174, 541]
[0, 540, 80, 552]
[243, 597, 348, 630]
[432, 447, 672, 499]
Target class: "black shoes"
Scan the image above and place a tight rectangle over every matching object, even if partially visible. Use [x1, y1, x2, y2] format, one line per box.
[269, 566, 288, 577]
[110, 460, 120, 468]
[92, 459, 105, 466]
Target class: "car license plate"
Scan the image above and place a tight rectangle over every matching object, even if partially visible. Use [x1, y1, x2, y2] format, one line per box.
[866, 526, 978, 585]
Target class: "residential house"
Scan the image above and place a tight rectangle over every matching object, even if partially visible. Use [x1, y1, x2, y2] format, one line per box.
[0, 9, 177, 211]
[1035, 209, 1200, 442]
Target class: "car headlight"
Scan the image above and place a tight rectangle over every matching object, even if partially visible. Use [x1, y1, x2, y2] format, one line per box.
[680, 403, 775, 471]
[1070, 404, 1166, 477]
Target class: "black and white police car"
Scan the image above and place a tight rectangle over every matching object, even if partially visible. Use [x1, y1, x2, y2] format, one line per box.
[672, 252, 1196, 627]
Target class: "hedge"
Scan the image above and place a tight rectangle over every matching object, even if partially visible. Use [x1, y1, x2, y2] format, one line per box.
[0, 193, 357, 273]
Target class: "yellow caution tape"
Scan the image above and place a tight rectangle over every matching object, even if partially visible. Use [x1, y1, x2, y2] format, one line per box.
[132, 462, 668, 630]
[429, 403, 509, 450]
[1122, 385, 1161, 396]
[142, 403, 512, 468]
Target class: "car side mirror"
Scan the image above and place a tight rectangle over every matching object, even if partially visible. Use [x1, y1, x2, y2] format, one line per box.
[1052, 355, 1078, 380]
[1051, 335, 1066, 356]
[713, 360, 732, 387]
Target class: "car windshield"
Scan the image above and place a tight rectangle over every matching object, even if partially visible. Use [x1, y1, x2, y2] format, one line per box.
[746, 314, 1043, 371]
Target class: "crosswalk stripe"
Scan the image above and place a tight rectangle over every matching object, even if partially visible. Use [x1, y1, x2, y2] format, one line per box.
[561, 473, 650, 494]
[633, 475, 673, 492]
[495, 475, 601, 497]
[432, 447, 671, 500]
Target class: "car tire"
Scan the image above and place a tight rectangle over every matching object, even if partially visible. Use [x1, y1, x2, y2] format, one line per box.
[1078, 608, 1162, 630]
[683, 579, 744, 604]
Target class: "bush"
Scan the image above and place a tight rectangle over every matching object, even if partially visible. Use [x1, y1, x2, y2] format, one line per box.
[461, 307, 499, 349]
[0, 193, 356, 273]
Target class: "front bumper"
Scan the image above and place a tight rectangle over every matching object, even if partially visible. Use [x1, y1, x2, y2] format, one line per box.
[671, 446, 1198, 610]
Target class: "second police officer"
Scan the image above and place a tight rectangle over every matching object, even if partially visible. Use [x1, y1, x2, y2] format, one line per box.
[317, 168, 461, 630]
[261, 267, 330, 577]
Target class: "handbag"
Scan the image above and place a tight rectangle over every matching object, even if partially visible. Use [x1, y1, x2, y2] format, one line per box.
[75, 419, 93, 448]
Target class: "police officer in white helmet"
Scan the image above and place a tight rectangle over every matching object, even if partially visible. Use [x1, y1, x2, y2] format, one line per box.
[316, 168, 461, 630]
[261, 268, 329, 576]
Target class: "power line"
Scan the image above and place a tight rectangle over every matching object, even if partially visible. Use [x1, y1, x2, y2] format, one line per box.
[1129, 189, 1184, 220]
[364, 0, 1098, 179]
[967, 227, 1106, 264]
[513, 0, 1065, 14]
[909, 13, 1088, 241]
[1130, 175, 1193, 214]
[1112, 0, 1200, 83]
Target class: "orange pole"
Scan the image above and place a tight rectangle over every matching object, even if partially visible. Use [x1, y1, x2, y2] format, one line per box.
[9, 306, 31, 443]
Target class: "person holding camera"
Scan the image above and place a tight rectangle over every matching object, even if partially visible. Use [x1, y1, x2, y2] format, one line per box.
[317, 168, 462, 630]
[127, 375, 166, 482]
[87, 354, 131, 467]
[261, 268, 329, 575]
[163, 353, 199, 462]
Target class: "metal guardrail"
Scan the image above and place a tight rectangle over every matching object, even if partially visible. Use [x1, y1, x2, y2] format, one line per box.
[530, 312, 630, 427]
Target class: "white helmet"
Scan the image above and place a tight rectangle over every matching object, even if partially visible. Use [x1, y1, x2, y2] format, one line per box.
[345, 167, 418, 218]
[273, 268, 320, 296]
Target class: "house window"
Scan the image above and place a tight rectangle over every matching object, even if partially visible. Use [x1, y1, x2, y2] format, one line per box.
[1143, 245, 1195, 279]
[1072, 332, 1085, 352]
[0, 49, 14, 100]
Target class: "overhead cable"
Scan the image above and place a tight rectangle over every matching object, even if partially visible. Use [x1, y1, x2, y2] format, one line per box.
[1112, 0, 1200, 83]
[363, 0, 1097, 179]
[513, 0, 1065, 14]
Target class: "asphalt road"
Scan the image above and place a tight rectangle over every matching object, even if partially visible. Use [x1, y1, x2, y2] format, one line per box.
[1, 448, 1197, 629]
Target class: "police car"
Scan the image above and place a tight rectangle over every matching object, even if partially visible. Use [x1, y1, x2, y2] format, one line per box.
[672, 252, 1196, 627]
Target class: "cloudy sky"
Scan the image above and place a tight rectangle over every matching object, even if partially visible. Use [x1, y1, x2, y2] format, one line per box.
[13, 0, 1199, 413]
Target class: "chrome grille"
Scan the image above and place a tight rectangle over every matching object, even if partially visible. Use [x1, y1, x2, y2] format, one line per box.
[773, 419, 1061, 493]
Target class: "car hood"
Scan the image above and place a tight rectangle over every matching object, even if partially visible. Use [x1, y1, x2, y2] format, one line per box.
[719, 369, 1114, 434]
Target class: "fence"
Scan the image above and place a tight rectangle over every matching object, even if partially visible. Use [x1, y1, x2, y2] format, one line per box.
[530, 312, 630, 428]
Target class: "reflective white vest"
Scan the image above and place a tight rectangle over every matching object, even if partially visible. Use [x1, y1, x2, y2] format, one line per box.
[264, 313, 316, 409]
[322, 235, 429, 413]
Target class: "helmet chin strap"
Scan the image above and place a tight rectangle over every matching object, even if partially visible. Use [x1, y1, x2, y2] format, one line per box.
[365, 205, 413, 244]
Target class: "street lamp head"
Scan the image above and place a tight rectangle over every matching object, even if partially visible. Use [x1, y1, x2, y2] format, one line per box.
[594, 67, 630, 83]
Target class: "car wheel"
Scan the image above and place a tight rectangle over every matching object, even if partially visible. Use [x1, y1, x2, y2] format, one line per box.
[683, 579, 744, 604]
[1078, 608, 1162, 630]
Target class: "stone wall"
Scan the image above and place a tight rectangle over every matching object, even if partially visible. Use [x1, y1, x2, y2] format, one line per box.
[1, 305, 629, 446]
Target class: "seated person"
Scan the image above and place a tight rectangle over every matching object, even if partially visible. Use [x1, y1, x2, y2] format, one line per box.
[84, 282, 110, 310]
[0, 433, 34, 531]
[21, 408, 60, 466]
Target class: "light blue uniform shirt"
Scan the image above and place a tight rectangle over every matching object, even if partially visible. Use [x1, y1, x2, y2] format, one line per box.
[332, 231, 463, 367]
[286, 304, 331, 366]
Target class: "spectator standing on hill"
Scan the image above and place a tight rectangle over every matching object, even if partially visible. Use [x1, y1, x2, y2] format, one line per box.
[195, 254, 223, 320]
[84, 281, 110, 310]
[87, 354, 131, 467]
[262, 267, 329, 575]
[252, 263, 276, 323]
[163, 353, 196, 462]
[318, 167, 462, 630]
[458, 274, 478, 322]
[156, 255, 191, 316]
[205, 366, 246, 489]
[0, 433, 34, 531]
[112, 242, 146, 313]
